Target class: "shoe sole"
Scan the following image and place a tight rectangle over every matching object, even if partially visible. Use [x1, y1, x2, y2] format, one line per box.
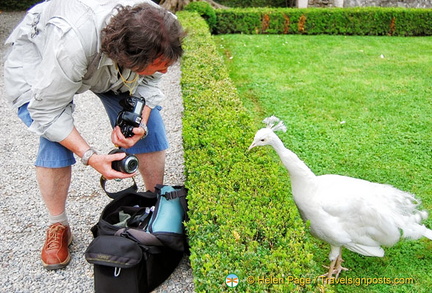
[42, 254, 71, 270]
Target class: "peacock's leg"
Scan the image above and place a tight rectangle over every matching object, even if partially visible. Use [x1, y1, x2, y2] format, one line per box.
[333, 252, 348, 278]
[324, 259, 337, 278]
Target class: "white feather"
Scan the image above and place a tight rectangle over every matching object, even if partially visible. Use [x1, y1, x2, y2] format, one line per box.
[249, 117, 432, 273]
[263, 116, 287, 132]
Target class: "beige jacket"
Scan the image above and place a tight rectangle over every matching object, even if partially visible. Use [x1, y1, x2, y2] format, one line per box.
[4, 0, 165, 142]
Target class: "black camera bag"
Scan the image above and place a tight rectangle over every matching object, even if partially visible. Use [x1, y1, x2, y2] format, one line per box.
[85, 178, 188, 293]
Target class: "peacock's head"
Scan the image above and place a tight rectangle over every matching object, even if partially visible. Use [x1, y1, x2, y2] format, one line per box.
[248, 128, 277, 150]
[248, 116, 287, 150]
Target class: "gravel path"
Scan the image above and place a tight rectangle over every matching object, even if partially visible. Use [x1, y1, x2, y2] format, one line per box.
[0, 10, 194, 293]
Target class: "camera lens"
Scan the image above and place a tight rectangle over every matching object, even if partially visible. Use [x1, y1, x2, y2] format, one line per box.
[121, 155, 139, 173]
[109, 149, 139, 174]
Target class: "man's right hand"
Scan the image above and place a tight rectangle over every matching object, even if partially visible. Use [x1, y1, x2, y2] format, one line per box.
[88, 152, 136, 180]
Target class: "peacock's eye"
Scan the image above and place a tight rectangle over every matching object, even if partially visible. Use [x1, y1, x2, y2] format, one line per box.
[260, 139, 265, 141]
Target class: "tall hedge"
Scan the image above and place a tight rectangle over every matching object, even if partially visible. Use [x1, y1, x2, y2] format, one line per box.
[215, 7, 432, 36]
[217, 0, 295, 8]
[0, 0, 40, 11]
[178, 11, 317, 292]
[0, 0, 162, 11]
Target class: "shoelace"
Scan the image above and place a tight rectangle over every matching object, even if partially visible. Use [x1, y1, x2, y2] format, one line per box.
[45, 225, 65, 250]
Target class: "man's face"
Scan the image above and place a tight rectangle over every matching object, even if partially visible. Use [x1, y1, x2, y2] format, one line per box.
[136, 57, 171, 75]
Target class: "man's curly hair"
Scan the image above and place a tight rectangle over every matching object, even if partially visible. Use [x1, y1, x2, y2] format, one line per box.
[101, 3, 185, 72]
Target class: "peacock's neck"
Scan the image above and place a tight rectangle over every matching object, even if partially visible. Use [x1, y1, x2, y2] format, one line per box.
[271, 139, 316, 182]
[270, 137, 317, 217]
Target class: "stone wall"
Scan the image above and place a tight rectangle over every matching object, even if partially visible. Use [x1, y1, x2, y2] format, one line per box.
[306, 0, 432, 8]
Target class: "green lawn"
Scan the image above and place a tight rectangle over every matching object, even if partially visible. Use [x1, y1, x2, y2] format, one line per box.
[215, 34, 432, 292]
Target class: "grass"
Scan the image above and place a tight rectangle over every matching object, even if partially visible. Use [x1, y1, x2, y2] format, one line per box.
[215, 34, 432, 292]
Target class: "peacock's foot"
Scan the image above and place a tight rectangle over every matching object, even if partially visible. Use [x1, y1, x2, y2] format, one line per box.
[319, 265, 349, 280]
[318, 255, 349, 281]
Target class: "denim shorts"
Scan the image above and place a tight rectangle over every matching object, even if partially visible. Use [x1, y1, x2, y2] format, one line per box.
[18, 92, 168, 168]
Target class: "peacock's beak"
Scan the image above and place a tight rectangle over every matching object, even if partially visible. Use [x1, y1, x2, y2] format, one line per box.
[247, 142, 256, 151]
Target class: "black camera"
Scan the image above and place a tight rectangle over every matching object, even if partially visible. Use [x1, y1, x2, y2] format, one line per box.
[116, 96, 146, 138]
[109, 149, 139, 174]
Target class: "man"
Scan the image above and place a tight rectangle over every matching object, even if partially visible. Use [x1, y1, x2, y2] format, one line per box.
[3, 0, 185, 270]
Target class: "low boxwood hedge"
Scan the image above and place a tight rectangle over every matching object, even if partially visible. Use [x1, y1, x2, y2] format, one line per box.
[178, 11, 318, 292]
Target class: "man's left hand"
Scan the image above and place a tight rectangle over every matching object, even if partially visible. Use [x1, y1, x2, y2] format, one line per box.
[111, 125, 146, 148]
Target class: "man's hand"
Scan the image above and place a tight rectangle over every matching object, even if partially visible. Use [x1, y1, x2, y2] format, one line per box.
[87, 152, 136, 180]
[60, 127, 138, 179]
[111, 126, 146, 149]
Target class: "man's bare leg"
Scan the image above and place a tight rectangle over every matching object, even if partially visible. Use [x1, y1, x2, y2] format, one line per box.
[36, 166, 73, 269]
[36, 166, 71, 216]
[136, 150, 166, 192]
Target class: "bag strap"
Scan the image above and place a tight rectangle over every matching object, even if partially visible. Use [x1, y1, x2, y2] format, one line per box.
[155, 184, 187, 200]
[155, 184, 189, 222]
[100, 177, 189, 221]
[100, 176, 158, 200]
[100, 176, 140, 199]
[115, 228, 164, 247]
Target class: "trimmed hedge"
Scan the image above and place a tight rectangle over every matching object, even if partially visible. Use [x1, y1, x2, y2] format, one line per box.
[214, 7, 432, 36]
[184, 1, 217, 32]
[0, 0, 40, 11]
[178, 11, 317, 292]
[217, 0, 294, 8]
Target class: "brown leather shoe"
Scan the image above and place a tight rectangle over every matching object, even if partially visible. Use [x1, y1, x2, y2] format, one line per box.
[41, 223, 73, 270]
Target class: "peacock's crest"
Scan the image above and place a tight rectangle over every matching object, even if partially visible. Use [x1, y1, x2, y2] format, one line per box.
[263, 116, 287, 132]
